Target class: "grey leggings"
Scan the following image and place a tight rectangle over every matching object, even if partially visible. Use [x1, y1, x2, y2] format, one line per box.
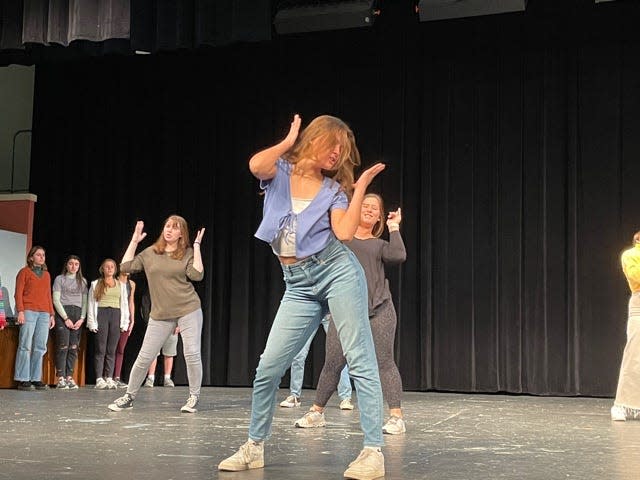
[126, 308, 203, 398]
[315, 299, 403, 409]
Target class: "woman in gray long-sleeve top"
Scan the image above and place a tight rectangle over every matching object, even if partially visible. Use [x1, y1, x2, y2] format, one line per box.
[295, 193, 407, 435]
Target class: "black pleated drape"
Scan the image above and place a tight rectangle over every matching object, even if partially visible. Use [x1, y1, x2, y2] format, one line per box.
[27, 0, 640, 395]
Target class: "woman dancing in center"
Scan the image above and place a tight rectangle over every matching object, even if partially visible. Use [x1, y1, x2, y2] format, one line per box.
[218, 114, 386, 480]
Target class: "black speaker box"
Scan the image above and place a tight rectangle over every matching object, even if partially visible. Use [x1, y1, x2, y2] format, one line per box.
[274, 0, 377, 34]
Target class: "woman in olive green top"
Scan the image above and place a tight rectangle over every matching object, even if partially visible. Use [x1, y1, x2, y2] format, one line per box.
[108, 215, 205, 413]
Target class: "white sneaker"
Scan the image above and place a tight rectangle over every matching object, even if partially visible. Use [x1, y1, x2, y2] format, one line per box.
[218, 440, 264, 471]
[294, 409, 326, 428]
[382, 416, 406, 435]
[144, 377, 154, 388]
[105, 378, 117, 389]
[339, 398, 355, 410]
[279, 395, 301, 408]
[611, 405, 627, 421]
[343, 448, 385, 479]
[95, 378, 108, 390]
[180, 394, 199, 413]
[163, 377, 175, 387]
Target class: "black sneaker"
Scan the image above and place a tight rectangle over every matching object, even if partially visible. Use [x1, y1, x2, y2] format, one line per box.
[108, 393, 134, 411]
[17, 381, 34, 391]
[32, 381, 50, 390]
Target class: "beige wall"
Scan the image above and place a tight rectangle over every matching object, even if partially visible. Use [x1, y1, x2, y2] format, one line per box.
[0, 65, 34, 192]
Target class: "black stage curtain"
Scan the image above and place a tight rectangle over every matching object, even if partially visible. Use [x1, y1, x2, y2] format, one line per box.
[28, 0, 640, 395]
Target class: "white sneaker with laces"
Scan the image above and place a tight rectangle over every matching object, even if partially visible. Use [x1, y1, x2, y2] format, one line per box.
[294, 409, 326, 428]
[144, 377, 154, 388]
[382, 416, 406, 435]
[218, 440, 264, 471]
[343, 448, 385, 480]
[279, 395, 301, 408]
[181, 394, 199, 413]
[339, 398, 355, 410]
[164, 377, 175, 387]
[105, 378, 117, 389]
[95, 377, 108, 389]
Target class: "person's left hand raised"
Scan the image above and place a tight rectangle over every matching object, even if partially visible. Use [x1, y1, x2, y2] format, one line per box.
[353, 163, 386, 192]
[387, 208, 402, 227]
[194, 228, 205, 245]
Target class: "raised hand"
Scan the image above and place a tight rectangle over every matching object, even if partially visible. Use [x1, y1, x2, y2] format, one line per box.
[282, 114, 301, 149]
[131, 221, 147, 244]
[387, 208, 402, 227]
[194, 227, 206, 245]
[353, 163, 386, 192]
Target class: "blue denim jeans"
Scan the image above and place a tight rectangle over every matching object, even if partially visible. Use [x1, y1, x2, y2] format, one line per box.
[289, 315, 352, 400]
[14, 310, 51, 382]
[249, 239, 383, 447]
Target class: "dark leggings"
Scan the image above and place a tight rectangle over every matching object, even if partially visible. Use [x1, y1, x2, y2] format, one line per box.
[94, 307, 121, 379]
[315, 299, 403, 409]
[54, 305, 82, 378]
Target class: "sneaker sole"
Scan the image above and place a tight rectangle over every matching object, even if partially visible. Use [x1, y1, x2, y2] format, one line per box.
[295, 421, 326, 428]
[108, 404, 133, 412]
[383, 427, 406, 434]
[218, 460, 264, 471]
[181, 408, 198, 413]
[343, 469, 385, 479]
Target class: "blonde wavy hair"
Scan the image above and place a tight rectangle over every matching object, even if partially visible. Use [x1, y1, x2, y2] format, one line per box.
[283, 115, 361, 198]
[152, 214, 190, 260]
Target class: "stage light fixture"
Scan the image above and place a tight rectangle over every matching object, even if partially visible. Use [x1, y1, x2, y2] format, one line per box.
[417, 0, 527, 22]
[274, 0, 379, 35]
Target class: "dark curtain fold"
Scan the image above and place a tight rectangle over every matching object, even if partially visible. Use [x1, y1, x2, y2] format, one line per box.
[26, 0, 640, 395]
[128, 0, 273, 52]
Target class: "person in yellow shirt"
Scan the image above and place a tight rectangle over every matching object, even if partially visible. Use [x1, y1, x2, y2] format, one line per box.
[611, 231, 640, 421]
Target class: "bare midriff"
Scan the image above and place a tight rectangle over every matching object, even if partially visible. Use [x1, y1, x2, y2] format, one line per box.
[279, 255, 307, 265]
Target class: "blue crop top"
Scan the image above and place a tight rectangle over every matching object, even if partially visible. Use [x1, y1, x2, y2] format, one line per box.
[254, 159, 349, 258]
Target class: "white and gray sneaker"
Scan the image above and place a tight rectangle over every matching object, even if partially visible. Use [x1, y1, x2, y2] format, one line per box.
[218, 440, 264, 471]
[382, 416, 406, 435]
[181, 394, 199, 413]
[279, 395, 301, 408]
[294, 409, 326, 428]
[105, 378, 118, 389]
[108, 393, 134, 411]
[95, 377, 108, 389]
[339, 398, 355, 410]
[143, 377, 154, 388]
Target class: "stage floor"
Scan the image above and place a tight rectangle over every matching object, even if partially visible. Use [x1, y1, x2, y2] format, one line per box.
[0, 387, 637, 479]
